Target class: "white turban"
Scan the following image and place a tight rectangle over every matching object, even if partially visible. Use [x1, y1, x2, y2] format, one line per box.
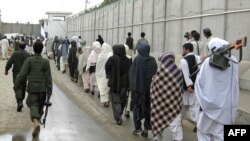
[208, 37, 229, 52]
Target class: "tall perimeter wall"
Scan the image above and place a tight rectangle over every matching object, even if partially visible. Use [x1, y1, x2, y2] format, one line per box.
[67, 0, 250, 90]
[1, 22, 40, 36]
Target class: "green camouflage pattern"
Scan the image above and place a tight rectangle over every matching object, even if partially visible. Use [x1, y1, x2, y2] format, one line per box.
[5, 50, 30, 101]
[5, 50, 30, 81]
[15, 54, 52, 93]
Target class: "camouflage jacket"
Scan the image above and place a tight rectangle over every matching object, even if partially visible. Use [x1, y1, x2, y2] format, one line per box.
[15, 54, 52, 93]
[5, 50, 30, 75]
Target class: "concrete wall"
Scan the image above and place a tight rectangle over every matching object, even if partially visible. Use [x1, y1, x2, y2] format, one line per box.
[66, 0, 250, 90]
[0, 10, 2, 34]
[0, 20, 1, 34]
[1, 22, 40, 36]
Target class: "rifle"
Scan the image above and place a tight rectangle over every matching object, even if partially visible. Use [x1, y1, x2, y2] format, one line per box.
[190, 37, 247, 77]
[42, 93, 52, 128]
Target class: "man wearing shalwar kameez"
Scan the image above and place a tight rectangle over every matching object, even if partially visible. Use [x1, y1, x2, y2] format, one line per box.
[52, 36, 59, 62]
[86, 41, 101, 95]
[96, 43, 113, 107]
[68, 40, 78, 81]
[59, 38, 69, 73]
[151, 52, 183, 141]
[105, 44, 132, 125]
[124, 44, 132, 118]
[72, 35, 81, 48]
[180, 43, 201, 132]
[1, 36, 10, 60]
[130, 43, 157, 137]
[195, 38, 239, 141]
[56, 37, 63, 71]
[78, 46, 92, 92]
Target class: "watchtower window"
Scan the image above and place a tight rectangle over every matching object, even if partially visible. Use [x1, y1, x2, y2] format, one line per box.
[52, 16, 65, 21]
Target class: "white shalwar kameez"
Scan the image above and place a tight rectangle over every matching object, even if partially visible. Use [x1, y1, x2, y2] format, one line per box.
[95, 43, 113, 103]
[1, 38, 9, 59]
[153, 114, 183, 141]
[180, 52, 201, 123]
[78, 46, 92, 90]
[86, 42, 101, 92]
[195, 38, 239, 141]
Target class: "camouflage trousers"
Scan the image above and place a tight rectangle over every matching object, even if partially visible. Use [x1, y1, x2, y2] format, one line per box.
[26, 92, 46, 121]
[13, 74, 26, 102]
[14, 84, 26, 102]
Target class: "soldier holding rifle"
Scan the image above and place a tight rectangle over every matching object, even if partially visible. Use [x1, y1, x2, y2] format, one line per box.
[14, 41, 53, 138]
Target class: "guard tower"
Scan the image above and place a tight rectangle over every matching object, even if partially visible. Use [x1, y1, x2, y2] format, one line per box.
[45, 11, 72, 38]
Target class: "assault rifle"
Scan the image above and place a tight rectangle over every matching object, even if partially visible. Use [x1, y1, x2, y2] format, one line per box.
[42, 93, 52, 128]
[190, 37, 247, 77]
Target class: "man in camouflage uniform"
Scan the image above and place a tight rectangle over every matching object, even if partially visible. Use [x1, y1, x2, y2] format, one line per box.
[5, 41, 30, 112]
[14, 41, 53, 137]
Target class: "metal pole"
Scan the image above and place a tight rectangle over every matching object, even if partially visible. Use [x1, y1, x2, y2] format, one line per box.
[200, 0, 203, 35]
[132, 0, 134, 37]
[224, 0, 228, 39]
[141, 0, 143, 32]
[85, 0, 88, 11]
[163, 0, 167, 52]
[94, 11, 96, 42]
[102, 7, 105, 38]
[112, 4, 115, 45]
[125, 0, 127, 39]
[106, 6, 108, 42]
[117, 1, 120, 44]
[152, 0, 155, 52]
[180, 0, 184, 53]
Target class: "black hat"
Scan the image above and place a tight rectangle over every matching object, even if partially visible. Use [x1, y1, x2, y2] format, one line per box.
[184, 32, 190, 38]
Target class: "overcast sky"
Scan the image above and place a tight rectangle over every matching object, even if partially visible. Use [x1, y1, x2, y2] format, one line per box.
[0, 0, 103, 24]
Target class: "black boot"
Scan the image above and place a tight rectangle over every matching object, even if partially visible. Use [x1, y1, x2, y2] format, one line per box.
[193, 126, 197, 133]
[85, 89, 90, 93]
[132, 128, 142, 135]
[116, 119, 122, 125]
[124, 111, 130, 119]
[17, 101, 23, 112]
[141, 130, 148, 137]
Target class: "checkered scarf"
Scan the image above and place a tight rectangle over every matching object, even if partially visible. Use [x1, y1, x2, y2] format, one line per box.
[150, 52, 183, 136]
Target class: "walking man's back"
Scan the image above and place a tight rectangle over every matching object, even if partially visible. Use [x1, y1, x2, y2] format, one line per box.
[5, 41, 30, 112]
[125, 32, 134, 56]
[14, 41, 53, 138]
[136, 32, 149, 48]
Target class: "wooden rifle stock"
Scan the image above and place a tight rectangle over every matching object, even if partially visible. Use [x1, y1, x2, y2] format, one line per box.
[190, 37, 247, 77]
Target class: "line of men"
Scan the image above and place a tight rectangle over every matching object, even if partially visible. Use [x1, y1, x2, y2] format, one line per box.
[51, 29, 238, 141]
[3, 28, 239, 140]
